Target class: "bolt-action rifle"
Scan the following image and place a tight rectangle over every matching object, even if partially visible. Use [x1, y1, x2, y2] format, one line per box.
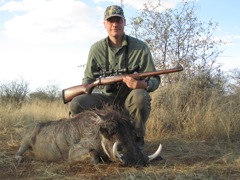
[62, 65, 183, 104]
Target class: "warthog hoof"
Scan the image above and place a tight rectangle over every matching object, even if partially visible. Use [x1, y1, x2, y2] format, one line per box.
[15, 155, 23, 165]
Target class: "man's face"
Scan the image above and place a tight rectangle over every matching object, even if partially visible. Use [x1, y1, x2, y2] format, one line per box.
[104, 16, 126, 38]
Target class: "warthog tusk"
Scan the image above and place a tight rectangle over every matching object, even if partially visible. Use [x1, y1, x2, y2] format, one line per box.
[101, 139, 111, 159]
[148, 144, 162, 161]
[113, 141, 123, 163]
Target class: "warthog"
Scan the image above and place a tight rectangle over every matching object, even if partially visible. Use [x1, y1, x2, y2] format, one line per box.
[15, 107, 162, 167]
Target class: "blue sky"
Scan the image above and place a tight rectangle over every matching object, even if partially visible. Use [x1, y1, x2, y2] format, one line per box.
[0, 0, 239, 91]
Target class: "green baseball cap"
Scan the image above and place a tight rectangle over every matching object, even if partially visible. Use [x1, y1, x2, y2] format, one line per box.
[104, 5, 125, 20]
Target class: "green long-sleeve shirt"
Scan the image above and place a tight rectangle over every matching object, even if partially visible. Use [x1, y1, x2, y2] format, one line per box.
[83, 34, 160, 96]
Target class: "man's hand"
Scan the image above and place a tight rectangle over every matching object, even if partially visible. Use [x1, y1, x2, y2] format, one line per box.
[122, 76, 147, 89]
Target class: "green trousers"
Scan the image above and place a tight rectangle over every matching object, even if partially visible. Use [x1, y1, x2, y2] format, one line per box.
[69, 89, 151, 137]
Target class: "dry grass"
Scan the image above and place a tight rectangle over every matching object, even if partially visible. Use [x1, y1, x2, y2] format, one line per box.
[148, 82, 240, 142]
[1, 85, 240, 179]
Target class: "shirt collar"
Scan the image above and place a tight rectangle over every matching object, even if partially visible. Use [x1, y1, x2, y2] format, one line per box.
[105, 34, 128, 47]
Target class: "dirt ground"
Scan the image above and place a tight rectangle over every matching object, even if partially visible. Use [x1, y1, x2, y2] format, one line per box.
[1, 131, 240, 179]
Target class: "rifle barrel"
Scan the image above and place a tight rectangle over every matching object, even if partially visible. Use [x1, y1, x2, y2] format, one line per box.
[100, 65, 183, 84]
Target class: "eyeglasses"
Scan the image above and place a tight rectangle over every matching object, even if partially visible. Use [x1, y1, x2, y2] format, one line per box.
[106, 17, 124, 25]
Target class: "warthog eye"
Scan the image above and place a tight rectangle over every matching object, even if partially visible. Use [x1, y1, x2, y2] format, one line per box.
[99, 126, 117, 139]
[105, 120, 118, 135]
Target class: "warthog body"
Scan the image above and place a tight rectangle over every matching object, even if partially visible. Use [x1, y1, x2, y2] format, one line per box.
[15, 107, 162, 166]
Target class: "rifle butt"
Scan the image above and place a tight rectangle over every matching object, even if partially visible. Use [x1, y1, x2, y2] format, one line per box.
[62, 84, 87, 104]
[62, 83, 97, 104]
[62, 89, 71, 104]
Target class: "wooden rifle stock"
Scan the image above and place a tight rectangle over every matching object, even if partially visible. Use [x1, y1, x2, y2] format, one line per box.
[62, 65, 183, 104]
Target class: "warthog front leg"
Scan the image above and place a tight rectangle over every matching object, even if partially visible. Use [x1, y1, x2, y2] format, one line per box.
[15, 144, 30, 165]
[89, 149, 111, 164]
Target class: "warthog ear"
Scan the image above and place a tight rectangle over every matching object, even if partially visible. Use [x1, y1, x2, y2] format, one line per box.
[93, 110, 107, 119]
